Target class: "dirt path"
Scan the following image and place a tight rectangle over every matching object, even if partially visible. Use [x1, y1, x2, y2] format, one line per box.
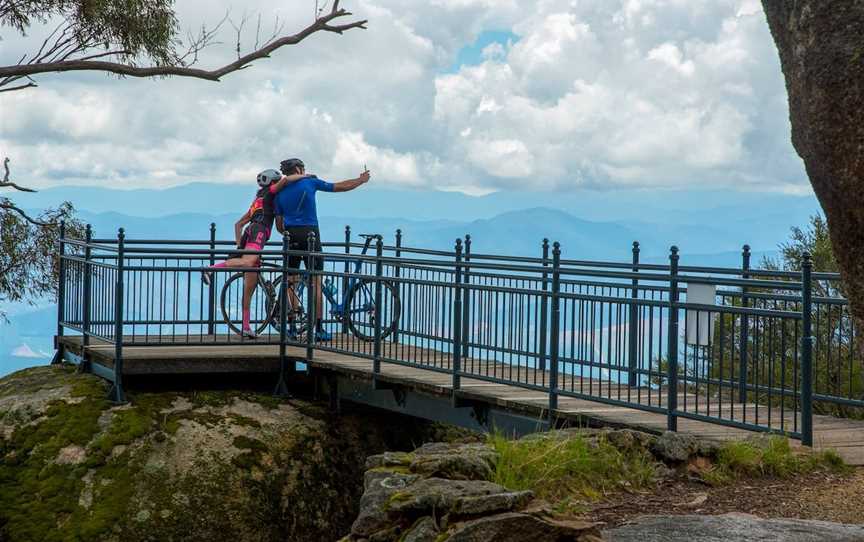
[582, 468, 864, 529]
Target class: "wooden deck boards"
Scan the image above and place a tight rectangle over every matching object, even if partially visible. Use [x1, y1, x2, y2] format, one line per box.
[58, 334, 864, 465]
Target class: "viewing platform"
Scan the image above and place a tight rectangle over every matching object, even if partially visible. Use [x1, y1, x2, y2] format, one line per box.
[53, 225, 864, 464]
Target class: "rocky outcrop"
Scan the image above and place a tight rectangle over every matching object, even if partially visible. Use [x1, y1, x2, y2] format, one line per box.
[605, 513, 864, 542]
[0, 366, 437, 542]
[344, 441, 603, 542]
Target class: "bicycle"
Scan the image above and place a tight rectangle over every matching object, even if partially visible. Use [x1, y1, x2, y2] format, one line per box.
[218, 233, 401, 341]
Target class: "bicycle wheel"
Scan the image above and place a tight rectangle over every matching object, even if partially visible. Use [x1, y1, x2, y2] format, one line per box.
[346, 279, 401, 342]
[266, 276, 311, 341]
[219, 272, 278, 336]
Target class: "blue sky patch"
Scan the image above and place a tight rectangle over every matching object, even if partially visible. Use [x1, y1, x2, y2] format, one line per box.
[448, 30, 519, 72]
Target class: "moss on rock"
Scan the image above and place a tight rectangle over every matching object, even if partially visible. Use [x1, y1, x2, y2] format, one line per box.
[0, 365, 437, 542]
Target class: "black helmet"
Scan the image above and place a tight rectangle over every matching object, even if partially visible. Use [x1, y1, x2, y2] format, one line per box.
[280, 158, 305, 175]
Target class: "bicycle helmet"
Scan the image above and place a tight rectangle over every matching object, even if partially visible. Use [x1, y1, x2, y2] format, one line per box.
[280, 158, 305, 175]
[256, 169, 281, 187]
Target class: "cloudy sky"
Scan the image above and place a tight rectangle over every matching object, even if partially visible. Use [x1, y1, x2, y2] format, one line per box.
[0, 0, 809, 196]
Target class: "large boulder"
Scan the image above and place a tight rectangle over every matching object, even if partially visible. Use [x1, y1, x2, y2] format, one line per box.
[0, 366, 432, 542]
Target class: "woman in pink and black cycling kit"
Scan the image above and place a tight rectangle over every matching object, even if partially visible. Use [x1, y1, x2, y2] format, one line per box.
[204, 168, 309, 338]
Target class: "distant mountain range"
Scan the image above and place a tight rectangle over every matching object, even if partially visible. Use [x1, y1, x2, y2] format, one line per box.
[3, 182, 817, 375]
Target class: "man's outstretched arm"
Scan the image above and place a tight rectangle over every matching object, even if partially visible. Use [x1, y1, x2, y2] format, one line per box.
[332, 170, 371, 192]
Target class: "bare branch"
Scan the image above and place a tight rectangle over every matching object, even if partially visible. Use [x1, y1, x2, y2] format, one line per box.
[0, 158, 37, 193]
[0, 201, 51, 226]
[0, 82, 37, 92]
[0, 8, 368, 84]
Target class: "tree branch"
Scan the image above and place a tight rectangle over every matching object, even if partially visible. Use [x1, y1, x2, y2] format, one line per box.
[0, 7, 367, 83]
[0, 200, 51, 226]
[0, 82, 37, 92]
[1, 158, 37, 192]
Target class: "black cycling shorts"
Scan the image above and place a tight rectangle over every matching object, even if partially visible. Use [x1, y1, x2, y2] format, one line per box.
[239, 222, 271, 251]
[284, 226, 324, 271]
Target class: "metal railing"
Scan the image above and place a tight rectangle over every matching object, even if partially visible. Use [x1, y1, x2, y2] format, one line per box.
[54, 224, 863, 445]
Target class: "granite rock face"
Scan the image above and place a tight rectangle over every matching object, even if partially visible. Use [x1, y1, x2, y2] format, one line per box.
[0, 366, 429, 542]
[345, 440, 603, 542]
[605, 514, 864, 542]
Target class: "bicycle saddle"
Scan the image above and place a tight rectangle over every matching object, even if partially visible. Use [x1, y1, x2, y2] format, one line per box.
[358, 233, 382, 240]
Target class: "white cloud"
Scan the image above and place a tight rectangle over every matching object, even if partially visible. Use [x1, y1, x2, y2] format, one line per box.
[10, 344, 49, 359]
[0, 0, 807, 195]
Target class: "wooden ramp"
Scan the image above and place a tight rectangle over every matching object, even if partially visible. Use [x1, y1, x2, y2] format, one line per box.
[58, 335, 864, 465]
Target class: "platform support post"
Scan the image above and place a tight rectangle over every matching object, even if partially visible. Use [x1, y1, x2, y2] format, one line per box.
[275, 232, 292, 396]
[110, 228, 126, 403]
[52, 221, 67, 365]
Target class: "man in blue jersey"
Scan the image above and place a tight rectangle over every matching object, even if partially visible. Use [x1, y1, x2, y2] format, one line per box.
[274, 158, 371, 341]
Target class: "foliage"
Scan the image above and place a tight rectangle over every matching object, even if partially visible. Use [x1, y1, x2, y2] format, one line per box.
[700, 436, 849, 486]
[1, 0, 179, 65]
[488, 432, 656, 504]
[707, 215, 862, 418]
[761, 214, 843, 297]
[0, 200, 84, 315]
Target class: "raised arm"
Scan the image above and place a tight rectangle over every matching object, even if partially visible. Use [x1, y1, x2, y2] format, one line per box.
[332, 169, 371, 193]
[270, 173, 312, 194]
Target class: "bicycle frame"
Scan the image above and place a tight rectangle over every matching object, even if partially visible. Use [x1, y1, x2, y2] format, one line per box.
[283, 235, 379, 321]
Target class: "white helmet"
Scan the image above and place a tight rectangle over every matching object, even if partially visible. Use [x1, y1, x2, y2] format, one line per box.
[256, 169, 281, 187]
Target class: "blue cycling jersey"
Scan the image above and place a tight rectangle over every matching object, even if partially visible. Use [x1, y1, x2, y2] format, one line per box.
[273, 176, 335, 227]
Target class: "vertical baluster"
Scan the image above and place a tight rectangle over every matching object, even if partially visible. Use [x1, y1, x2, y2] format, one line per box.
[112, 228, 126, 403]
[207, 223, 216, 336]
[276, 232, 292, 395]
[373, 237, 384, 385]
[393, 229, 402, 344]
[539, 239, 550, 373]
[307, 231, 317, 362]
[740, 244, 751, 403]
[801, 252, 814, 446]
[549, 242, 561, 415]
[342, 226, 351, 335]
[628, 241, 640, 387]
[667, 246, 680, 431]
[452, 239, 463, 393]
[53, 221, 67, 365]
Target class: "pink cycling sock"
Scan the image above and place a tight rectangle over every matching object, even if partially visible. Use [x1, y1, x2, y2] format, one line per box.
[242, 308, 251, 331]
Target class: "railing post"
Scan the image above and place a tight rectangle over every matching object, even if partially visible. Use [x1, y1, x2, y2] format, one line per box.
[393, 229, 402, 343]
[452, 239, 463, 393]
[461, 235, 471, 361]
[342, 226, 351, 335]
[801, 252, 814, 446]
[549, 242, 561, 415]
[538, 239, 550, 372]
[82, 224, 93, 355]
[207, 222, 217, 336]
[112, 228, 126, 403]
[373, 237, 384, 385]
[53, 221, 67, 365]
[739, 244, 751, 403]
[275, 231, 292, 396]
[628, 241, 640, 387]
[667, 246, 680, 431]
[306, 230, 317, 362]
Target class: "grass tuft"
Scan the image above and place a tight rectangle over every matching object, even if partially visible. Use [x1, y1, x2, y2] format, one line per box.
[488, 432, 656, 503]
[702, 436, 850, 486]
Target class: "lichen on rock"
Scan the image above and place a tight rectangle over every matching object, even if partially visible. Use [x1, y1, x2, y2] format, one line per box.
[0, 365, 438, 542]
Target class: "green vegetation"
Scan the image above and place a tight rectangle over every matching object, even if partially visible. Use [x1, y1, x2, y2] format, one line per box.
[700, 436, 849, 486]
[488, 432, 656, 504]
[706, 214, 863, 419]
